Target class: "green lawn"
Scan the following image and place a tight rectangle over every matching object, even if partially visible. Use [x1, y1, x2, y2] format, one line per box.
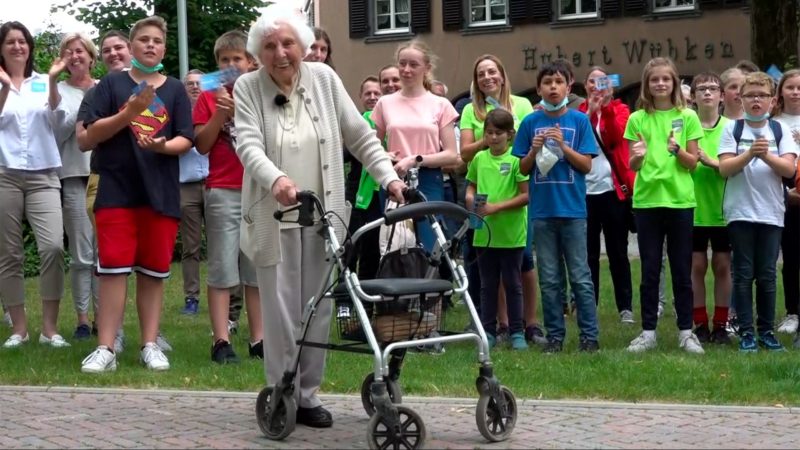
[2, 260, 799, 407]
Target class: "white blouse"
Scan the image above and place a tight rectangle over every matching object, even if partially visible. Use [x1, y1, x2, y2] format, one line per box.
[0, 72, 66, 171]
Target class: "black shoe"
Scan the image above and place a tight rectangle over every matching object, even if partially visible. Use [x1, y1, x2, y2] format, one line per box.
[496, 325, 510, 344]
[296, 406, 333, 428]
[91, 321, 98, 336]
[249, 340, 264, 359]
[542, 339, 563, 354]
[693, 323, 711, 344]
[578, 338, 600, 353]
[709, 325, 732, 345]
[211, 339, 240, 364]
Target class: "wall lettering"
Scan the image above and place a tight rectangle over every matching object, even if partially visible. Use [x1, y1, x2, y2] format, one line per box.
[524, 37, 735, 71]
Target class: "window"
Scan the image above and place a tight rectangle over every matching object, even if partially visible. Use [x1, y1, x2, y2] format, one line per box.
[375, 0, 410, 33]
[558, 0, 598, 19]
[469, 0, 508, 27]
[653, 0, 695, 12]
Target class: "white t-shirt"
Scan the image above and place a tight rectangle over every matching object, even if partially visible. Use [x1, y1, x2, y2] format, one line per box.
[585, 115, 615, 195]
[718, 120, 799, 226]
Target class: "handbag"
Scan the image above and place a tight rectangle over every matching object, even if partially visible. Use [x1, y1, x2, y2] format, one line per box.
[376, 201, 430, 279]
[591, 125, 637, 233]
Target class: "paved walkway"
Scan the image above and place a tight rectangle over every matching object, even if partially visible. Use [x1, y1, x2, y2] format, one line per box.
[2, 385, 798, 449]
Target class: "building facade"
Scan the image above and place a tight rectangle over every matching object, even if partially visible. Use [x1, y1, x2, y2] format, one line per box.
[319, 0, 751, 106]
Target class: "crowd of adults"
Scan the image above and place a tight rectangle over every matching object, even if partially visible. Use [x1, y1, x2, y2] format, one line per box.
[2, 2, 800, 428]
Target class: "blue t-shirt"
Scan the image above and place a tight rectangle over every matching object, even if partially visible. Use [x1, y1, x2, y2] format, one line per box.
[512, 109, 597, 219]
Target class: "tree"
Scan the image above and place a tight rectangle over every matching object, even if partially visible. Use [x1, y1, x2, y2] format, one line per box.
[750, 0, 799, 70]
[52, 0, 266, 76]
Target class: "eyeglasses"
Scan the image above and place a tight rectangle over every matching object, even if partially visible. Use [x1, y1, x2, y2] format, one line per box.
[696, 86, 720, 93]
[742, 93, 771, 101]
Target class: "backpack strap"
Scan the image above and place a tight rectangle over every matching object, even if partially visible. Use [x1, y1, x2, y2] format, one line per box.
[768, 119, 783, 146]
[732, 119, 745, 152]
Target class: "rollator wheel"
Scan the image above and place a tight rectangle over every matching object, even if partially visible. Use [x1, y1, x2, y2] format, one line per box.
[366, 405, 426, 450]
[476, 385, 517, 442]
[255, 386, 296, 440]
[360, 372, 403, 417]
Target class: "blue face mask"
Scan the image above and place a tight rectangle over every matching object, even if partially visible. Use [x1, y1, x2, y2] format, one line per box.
[131, 57, 164, 74]
[744, 111, 770, 122]
[538, 97, 569, 112]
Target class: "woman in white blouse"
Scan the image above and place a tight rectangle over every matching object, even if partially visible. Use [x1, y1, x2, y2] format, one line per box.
[0, 22, 69, 349]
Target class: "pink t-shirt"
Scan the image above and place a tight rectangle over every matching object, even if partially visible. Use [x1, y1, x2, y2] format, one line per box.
[371, 91, 458, 159]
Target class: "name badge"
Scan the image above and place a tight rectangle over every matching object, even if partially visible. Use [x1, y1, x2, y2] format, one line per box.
[31, 82, 46, 93]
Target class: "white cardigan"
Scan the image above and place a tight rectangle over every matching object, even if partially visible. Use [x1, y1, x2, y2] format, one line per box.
[234, 62, 400, 267]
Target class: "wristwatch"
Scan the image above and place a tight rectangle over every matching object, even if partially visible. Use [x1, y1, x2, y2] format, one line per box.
[669, 144, 680, 156]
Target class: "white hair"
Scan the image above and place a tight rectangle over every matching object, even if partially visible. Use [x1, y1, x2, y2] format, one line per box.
[247, 3, 315, 60]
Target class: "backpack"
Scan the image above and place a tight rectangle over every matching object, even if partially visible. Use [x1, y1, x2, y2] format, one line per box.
[731, 119, 795, 188]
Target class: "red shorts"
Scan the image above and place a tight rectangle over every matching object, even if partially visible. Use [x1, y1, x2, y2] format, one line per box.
[95, 207, 179, 278]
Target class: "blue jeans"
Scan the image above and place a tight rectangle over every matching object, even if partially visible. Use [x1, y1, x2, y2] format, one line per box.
[533, 218, 598, 341]
[728, 221, 782, 336]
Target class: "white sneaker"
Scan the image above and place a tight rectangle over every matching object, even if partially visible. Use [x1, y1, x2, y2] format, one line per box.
[39, 333, 71, 348]
[155, 333, 172, 352]
[679, 331, 705, 354]
[777, 314, 799, 334]
[3, 333, 29, 348]
[620, 310, 635, 324]
[2, 311, 11, 327]
[228, 319, 238, 335]
[141, 342, 170, 371]
[81, 346, 117, 373]
[114, 332, 125, 354]
[627, 332, 657, 353]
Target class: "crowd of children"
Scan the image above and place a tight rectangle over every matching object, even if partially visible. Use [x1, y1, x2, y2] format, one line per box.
[3, 10, 800, 380]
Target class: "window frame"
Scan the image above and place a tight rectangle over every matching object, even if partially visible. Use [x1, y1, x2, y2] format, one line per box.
[467, 0, 509, 28]
[557, 0, 599, 20]
[652, 0, 696, 13]
[373, 0, 411, 35]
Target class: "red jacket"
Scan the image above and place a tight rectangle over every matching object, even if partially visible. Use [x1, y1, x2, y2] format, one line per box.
[578, 99, 635, 201]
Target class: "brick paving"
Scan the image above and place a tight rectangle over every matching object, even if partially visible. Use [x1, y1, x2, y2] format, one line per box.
[1, 385, 798, 449]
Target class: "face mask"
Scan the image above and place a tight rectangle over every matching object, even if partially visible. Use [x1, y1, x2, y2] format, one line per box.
[744, 111, 770, 122]
[538, 97, 569, 112]
[131, 57, 163, 74]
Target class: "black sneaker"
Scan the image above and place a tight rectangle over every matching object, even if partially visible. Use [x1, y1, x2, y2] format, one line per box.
[249, 340, 264, 359]
[542, 339, 563, 354]
[578, 338, 600, 353]
[709, 326, 732, 345]
[296, 406, 333, 428]
[693, 323, 711, 343]
[496, 325, 510, 344]
[757, 331, 786, 352]
[73, 324, 92, 341]
[524, 325, 548, 345]
[211, 339, 240, 364]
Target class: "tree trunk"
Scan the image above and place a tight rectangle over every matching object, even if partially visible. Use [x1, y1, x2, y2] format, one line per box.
[751, 0, 799, 69]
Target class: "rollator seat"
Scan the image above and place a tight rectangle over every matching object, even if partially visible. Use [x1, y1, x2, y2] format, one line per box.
[335, 278, 452, 299]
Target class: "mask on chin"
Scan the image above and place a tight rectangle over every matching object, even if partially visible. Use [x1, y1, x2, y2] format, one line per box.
[744, 111, 770, 122]
[538, 97, 569, 112]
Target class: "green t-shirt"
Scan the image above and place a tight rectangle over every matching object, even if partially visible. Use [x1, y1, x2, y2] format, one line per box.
[362, 110, 375, 128]
[692, 116, 729, 226]
[465, 149, 528, 248]
[459, 95, 534, 145]
[623, 107, 703, 209]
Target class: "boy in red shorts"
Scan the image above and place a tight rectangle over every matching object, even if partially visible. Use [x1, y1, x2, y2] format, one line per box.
[80, 16, 194, 373]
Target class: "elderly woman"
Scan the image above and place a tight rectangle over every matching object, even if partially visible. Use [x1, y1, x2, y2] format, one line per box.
[234, 5, 404, 428]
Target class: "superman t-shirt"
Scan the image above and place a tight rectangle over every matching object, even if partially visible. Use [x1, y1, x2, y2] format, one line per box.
[86, 71, 194, 219]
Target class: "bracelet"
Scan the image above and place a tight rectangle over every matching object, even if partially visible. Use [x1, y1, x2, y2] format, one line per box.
[669, 144, 680, 156]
